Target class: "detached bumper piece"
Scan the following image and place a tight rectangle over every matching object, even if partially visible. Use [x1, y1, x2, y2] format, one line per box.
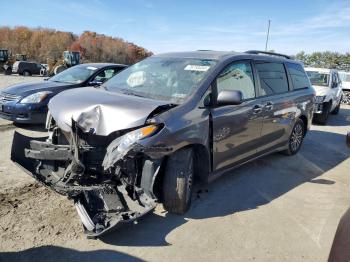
[11, 131, 157, 237]
[75, 185, 156, 238]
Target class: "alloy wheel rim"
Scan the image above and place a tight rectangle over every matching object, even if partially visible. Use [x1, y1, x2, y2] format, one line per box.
[290, 123, 303, 152]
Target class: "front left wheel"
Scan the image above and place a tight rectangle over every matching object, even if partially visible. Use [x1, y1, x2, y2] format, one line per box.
[283, 119, 305, 156]
[162, 148, 194, 214]
[331, 99, 341, 115]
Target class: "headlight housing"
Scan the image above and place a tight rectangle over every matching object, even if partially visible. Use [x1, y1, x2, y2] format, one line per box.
[117, 125, 159, 153]
[20, 91, 52, 104]
[102, 124, 161, 169]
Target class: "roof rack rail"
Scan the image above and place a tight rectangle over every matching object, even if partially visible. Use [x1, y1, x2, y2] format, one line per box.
[245, 50, 291, 59]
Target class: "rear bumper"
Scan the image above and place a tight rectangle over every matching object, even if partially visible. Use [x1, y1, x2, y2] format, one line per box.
[0, 103, 47, 124]
[11, 131, 158, 238]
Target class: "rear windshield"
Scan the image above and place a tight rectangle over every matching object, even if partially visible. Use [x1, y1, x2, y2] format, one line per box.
[306, 71, 329, 87]
[339, 72, 350, 83]
[49, 65, 97, 84]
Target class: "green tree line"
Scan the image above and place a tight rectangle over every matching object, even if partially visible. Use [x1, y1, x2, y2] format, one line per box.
[0, 26, 152, 65]
[294, 51, 350, 71]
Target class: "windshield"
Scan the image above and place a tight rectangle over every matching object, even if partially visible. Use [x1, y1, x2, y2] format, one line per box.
[49, 65, 97, 84]
[102, 57, 217, 103]
[306, 71, 330, 87]
[339, 72, 350, 83]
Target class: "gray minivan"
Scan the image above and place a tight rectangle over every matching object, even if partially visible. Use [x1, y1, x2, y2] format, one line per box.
[12, 50, 315, 237]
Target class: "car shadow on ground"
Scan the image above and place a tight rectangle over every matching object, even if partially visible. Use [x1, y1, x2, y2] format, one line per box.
[101, 129, 349, 247]
[0, 246, 143, 262]
[13, 122, 46, 132]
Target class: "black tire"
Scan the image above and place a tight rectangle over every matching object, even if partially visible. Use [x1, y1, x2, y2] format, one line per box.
[4, 67, 12, 75]
[315, 102, 330, 125]
[162, 148, 194, 214]
[23, 70, 31, 76]
[283, 119, 305, 156]
[331, 100, 341, 115]
[54, 65, 66, 75]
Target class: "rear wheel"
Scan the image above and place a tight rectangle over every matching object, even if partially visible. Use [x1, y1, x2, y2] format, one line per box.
[23, 70, 31, 76]
[283, 119, 305, 156]
[162, 148, 194, 214]
[54, 65, 66, 75]
[4, 67, 12, 75]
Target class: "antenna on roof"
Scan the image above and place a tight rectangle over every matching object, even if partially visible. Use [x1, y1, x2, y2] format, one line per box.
[265, 19, 271, 51]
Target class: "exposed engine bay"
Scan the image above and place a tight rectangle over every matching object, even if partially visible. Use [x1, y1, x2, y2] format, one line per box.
[11, 112, 172, 237]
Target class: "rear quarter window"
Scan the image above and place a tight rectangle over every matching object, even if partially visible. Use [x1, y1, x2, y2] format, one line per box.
[286, 62, 310, 90]
[255, 62, 289, 96]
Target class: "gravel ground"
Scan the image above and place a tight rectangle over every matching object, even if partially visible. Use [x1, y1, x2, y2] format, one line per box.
[0, 75, 350, 262]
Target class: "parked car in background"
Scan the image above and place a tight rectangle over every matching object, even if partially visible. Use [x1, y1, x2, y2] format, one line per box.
[12, 61, 45, 76]
[11, 50, 315, 237]
[305, 67, 343, 125]
[339, 71, 350, 104]
[0, 63, 127, 124]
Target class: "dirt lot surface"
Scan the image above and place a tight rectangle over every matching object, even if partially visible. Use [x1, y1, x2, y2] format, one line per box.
[0, 74, 350, 262]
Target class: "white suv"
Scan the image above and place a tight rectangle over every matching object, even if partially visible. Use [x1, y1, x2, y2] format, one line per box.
[305, 67, 343, 124]
[339, 71, 350, 104]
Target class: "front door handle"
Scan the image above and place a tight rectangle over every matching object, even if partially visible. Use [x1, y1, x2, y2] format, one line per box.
[264, 101, 274, 111]
[252, 104, 263, 114]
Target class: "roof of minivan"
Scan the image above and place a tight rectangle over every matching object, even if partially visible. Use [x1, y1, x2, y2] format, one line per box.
[305, 67, 334, 73]
[155, 51, 240, 60]
[76, 63, 127, 68]
[154, 50, 298, 63]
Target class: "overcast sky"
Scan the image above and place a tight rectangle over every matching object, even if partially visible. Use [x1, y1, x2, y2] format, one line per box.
[1, 0, 349, 54]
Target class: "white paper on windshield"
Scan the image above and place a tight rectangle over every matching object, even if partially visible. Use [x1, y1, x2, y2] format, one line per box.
[184, 65, 210, 72]
[127, 71, 147, 87]
[87, 66, 98, 70]
[172, 93, 186, 99]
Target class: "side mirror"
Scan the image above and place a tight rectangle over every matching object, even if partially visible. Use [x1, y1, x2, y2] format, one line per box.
[332, 82, 338, 88]
[217, 90, 243, 106]
[88, 80, 103, 86]
[346, 132, 350, 148]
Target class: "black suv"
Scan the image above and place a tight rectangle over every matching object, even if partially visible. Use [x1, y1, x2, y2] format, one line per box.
[12, 50, 315, 237]
[12, 61, 44, 76]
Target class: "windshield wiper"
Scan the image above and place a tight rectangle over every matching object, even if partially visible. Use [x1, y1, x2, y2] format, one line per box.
[119, 90, 146, 98]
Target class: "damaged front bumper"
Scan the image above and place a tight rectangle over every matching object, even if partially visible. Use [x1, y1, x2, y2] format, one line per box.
[11, 131, 163, 238]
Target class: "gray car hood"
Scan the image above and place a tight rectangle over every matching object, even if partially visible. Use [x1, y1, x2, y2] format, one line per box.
[48, 87, 168, 136]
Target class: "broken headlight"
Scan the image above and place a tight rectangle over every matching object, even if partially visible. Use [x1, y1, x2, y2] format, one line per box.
[76, 106, 100, 134]
[117, 125, 159, 153]
[102, 124, 162, 169]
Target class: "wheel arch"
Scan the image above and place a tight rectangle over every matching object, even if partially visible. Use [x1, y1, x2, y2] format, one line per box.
[298, 115, 308, 136]
[152, 143, 210, 200]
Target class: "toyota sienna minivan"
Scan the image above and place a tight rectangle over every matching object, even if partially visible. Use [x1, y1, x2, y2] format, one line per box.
[12, 50, 315, 237]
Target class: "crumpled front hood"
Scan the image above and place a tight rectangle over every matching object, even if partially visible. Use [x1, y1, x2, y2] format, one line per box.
[48, 87, 168, 136]
[312, 85, 330, 96]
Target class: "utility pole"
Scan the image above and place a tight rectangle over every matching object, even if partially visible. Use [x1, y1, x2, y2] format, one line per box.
[265, 19, 271, 51]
